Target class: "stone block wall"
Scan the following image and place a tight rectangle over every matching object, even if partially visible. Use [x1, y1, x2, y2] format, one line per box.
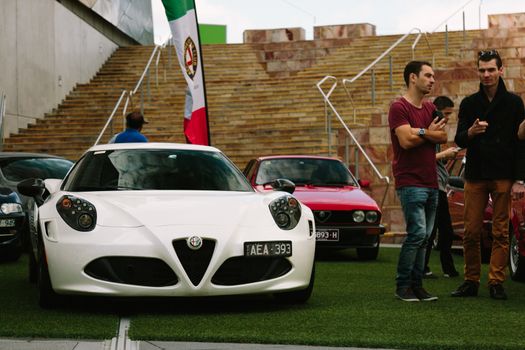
[243, 27, 306, 43]
[243, 23, 377, 76]
[314, 23, 376, 40]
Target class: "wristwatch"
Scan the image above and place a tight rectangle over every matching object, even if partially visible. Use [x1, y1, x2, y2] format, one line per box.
[418, 128, 426, 137]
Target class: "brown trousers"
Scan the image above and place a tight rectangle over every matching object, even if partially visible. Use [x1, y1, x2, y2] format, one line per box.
[463, 179, 512, 285]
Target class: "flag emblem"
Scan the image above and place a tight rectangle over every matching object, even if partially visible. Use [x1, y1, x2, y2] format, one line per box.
[184, 37, 198, 80]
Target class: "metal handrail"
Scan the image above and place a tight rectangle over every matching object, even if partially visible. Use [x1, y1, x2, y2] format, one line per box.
[430, 0, 478, 33]
[94, 44, 165, 146]
[93, 90, 127, 146]
[340, 28, 433, 121]
[316, 77, 390, 210]
[342, 27, 432, 89]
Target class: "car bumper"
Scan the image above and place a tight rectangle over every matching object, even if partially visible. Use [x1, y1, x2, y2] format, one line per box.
[315, 224, 385, 249]
[0, 215, 25, 250]
[42, 220, 315, 297]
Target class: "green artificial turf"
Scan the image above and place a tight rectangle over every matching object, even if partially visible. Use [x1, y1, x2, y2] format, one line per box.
[1, 248, 525, 349]
[0, 255, 118, 339]
[128, 247, 525, 350]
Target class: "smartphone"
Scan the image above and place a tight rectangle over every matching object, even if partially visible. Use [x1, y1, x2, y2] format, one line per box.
[432, 110, 444, 122]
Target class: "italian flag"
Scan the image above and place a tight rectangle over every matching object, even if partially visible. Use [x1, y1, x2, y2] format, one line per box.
[161, 0, 210, 145]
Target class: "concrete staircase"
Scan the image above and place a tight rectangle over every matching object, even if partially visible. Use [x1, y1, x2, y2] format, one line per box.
[2, 27, 479, 169]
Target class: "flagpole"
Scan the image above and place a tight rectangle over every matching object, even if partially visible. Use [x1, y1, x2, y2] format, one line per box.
[191, 0, 211, 146]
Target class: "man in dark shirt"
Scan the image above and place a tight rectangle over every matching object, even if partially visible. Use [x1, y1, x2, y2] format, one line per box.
[452, 49, 525, 300]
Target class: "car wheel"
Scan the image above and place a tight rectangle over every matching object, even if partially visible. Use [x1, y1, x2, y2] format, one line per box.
[356, 241, 380, 261]
[28, 250, 37, 283]
[274, 263, 315, 304]
[37, 243, 59, 308]
[509, 232, 525, 282]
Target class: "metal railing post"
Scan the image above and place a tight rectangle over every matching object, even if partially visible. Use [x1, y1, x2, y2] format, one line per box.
[463, 11, 466, 47]
[326, 101, 332, 156]
[371, 69, 376, 105]
[147, 68, 151, 103]
[354, 147, 360, 180]
[445, 24, 449, 55]
[344, 134, 349, 166]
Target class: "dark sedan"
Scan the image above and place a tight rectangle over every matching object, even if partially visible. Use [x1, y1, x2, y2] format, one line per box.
[0, 152, 73, 257]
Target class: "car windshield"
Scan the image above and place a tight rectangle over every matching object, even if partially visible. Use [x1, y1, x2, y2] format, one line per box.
[0, 157, 73, 182]
[62, 149, 254, 192]
[255, 158, 358, 186]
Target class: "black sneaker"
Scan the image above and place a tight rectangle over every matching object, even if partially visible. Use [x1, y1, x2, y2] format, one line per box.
[412, 287, 438, 301]
[489, 284, 507, 300]
[451, 281, 478, 297]
[395, 287, 420, 302]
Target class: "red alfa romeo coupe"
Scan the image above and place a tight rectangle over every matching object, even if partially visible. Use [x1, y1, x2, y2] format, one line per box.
[244, 156, 385, 260]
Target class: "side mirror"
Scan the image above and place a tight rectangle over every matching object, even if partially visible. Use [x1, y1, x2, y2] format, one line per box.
[17, 178, 45, 206]
[270, 178, 295, 194]
[448, 176, 464, 189]
[358, 179, 371, 188]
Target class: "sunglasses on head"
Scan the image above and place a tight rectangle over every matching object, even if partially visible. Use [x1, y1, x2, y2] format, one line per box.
[478, 49, 500, 59]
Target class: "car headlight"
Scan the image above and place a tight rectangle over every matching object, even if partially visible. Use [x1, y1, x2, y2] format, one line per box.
[0, 203, 23, 214]
[353, 210, 365, 223]
[366, 211, 379, 223]
[56, 195, 97, 231]
[269, 195, 301, 230]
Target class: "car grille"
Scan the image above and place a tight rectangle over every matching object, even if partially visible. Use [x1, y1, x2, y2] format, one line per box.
[172, 238, 215, 286]
[211, 257, 292, 286]
[313, 210, 380, 225]
[84, 257, 178, 287]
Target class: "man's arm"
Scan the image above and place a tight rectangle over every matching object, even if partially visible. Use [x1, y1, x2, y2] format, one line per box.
[394, 120, 447, 149]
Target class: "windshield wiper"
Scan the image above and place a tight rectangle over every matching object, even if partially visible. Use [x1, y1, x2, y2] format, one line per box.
[305, 182, 348, 187]
[71, 185, 143, 191]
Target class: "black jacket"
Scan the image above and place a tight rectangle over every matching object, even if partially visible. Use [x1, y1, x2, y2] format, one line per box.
[454, 78, 525, 180]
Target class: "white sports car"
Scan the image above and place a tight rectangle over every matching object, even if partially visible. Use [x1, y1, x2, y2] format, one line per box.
[18, 143, 316, 308]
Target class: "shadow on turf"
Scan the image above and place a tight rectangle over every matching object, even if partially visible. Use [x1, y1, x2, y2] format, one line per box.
[48, 293, 310, 316]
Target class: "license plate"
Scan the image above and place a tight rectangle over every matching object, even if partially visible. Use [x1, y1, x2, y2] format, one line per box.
[244, 241, 292, 257]
[0, 219, 16, 227]
[316, 228, 339, 241]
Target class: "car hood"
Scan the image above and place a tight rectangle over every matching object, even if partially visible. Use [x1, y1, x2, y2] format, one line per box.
[275, 186, 380, 211]
[51, 191, 282, 228]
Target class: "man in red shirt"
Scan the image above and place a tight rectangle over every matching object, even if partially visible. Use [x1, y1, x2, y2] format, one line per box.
[388, 60, 448, 302]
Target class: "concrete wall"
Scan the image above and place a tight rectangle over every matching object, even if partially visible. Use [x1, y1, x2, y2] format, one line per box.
[0, 0, 118, 137]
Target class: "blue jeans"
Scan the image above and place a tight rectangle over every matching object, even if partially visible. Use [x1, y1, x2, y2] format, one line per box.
[396, 187, 438, 289]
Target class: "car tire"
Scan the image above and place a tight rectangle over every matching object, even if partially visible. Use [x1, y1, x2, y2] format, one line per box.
[274, 263, 315, 304]
[509, 232, 525, 282]
[356, 241, 380, 261]
[37, 243, 59, 308]
[28, 250, 37, 283]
